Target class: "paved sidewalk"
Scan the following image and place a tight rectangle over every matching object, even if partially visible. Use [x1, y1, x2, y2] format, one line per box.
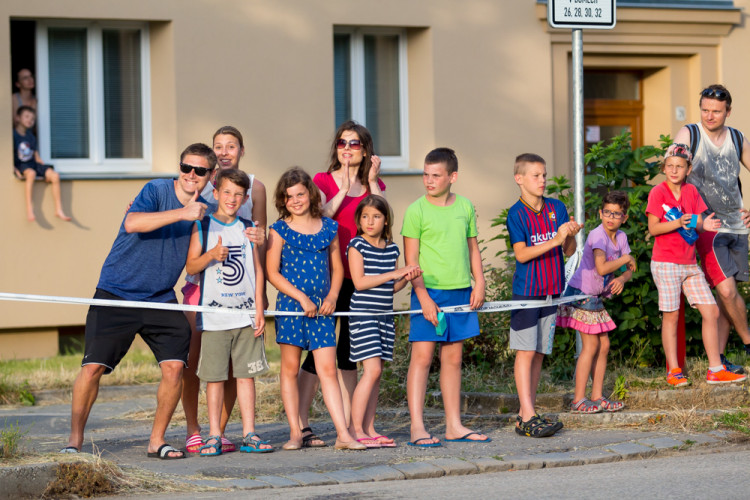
[0, 384, 743, 497]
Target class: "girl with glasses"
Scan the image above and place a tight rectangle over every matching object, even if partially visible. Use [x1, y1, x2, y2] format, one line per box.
[557, 191, 636, 414]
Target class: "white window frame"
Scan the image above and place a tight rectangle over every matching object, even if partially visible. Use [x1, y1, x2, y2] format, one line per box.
[335, 26, 409, 171]
[35, 20, 152, 174]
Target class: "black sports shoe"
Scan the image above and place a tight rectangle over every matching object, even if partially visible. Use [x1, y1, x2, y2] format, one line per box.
[721, 354, 745, 375]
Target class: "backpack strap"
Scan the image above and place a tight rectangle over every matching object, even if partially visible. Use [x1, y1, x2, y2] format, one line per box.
[728, 127, 744, 158]
[727, 127, 744, 199]
[686, 123, 700, 157]
[199, 216, 211, 254]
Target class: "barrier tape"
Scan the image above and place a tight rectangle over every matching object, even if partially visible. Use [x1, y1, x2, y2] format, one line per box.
[0, 292, 588, 317]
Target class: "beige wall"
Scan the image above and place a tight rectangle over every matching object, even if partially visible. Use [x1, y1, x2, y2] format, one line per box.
[1, 1, 749, 357]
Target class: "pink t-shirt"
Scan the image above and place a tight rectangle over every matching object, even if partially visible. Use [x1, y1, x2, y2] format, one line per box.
[568, 224, 630, 296]
[313, 172, 386, 278]
[646, 181, 707, 265]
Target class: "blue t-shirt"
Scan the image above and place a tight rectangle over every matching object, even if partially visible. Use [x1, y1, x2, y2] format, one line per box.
[507, 197, 569, 296]
[13, 129, 37, 169]
[97, 178, 199, 302]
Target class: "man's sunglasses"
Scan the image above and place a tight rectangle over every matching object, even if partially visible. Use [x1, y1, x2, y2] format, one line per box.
[179, 162, 211, 176]
[336, 139, 362, 150]
[701, 88, 729, 100]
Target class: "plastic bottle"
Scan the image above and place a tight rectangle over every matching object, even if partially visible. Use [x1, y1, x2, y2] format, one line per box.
[662, 204, 698, 244]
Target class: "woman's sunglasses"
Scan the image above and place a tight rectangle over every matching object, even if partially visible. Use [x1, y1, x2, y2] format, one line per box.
[336, 139, 362, 150]
[179, 162, 211, 176]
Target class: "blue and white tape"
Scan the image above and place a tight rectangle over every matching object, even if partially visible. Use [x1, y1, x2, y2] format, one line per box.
[0, 292, 588, 317]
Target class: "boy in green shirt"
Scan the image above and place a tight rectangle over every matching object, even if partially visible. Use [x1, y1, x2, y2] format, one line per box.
[401, 147, 488, 447]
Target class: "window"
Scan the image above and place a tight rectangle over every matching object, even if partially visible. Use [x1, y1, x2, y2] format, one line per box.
[35, 21, 151, 174]
[334, 27, 409, 170]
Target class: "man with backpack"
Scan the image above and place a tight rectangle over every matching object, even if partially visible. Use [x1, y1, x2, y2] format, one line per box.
[674, 84, 750, 371]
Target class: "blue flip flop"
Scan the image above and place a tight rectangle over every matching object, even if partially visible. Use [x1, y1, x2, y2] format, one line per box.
[406, 436, 442, 448]
[445, 432, 491, 443]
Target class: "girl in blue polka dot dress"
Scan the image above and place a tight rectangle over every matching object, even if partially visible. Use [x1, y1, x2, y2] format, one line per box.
[267, 167, 366, 451]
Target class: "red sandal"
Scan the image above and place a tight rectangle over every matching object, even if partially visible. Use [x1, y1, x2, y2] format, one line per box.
[594, 396, 625, 412]
[569, 397, 603, 414]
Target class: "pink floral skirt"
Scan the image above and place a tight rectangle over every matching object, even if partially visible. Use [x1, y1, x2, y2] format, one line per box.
[556, 286, 616, 335]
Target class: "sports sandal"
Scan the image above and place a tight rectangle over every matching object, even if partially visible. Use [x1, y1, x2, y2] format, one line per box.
[301, 426, 326, 448]
[199, 435, 222, 457]
[515, 415, 558, 438]
[570, 397, 603, 414]
[594, 396, 625, 412]
[240, 432, 274, 453]
[533, 413, 564, 432]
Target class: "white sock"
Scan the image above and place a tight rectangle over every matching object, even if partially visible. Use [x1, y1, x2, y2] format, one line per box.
[709, 365, 724, 373]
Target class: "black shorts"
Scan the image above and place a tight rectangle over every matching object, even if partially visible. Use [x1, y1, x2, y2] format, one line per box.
[82, 289, 191, 374]
[19, 163, 53, 178]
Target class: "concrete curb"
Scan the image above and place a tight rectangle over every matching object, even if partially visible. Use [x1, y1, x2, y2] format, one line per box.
[0, 463, 57, 499]
[0, 428, 728, 497]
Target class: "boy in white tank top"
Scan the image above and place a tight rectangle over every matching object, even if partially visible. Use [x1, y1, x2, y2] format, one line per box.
[185, 169, 271, 455]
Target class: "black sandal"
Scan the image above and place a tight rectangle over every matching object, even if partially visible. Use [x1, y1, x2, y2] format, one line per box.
[301, 426, 326, 448]
[515, 415, 558, 438]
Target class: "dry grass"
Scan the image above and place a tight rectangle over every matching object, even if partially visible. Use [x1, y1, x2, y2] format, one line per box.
[662, 405, 714, 433]
[38, 447, 222, 498]
[0, 351, 163, 392]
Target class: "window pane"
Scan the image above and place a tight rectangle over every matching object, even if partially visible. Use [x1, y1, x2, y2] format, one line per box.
[364, 34, 400, 156]
[333, 34, 351, 127]
[103, 29, 143, 159]
[48, 28, 88, 159]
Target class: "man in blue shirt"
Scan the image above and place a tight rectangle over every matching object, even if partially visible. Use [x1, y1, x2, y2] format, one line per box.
[61, 143, 216, 459]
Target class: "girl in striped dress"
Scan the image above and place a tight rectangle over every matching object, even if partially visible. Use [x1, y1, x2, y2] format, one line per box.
[347, 195, 422, 447]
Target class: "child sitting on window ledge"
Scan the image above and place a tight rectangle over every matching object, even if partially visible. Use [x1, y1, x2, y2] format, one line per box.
[13, 105, 70, 222]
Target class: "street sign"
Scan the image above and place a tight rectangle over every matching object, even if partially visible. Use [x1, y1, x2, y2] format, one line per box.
[548, 0, 616, 30]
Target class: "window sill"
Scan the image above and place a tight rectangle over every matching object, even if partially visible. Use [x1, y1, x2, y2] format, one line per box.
[380, 169, 423, 177]
[57, 172, 177, 181]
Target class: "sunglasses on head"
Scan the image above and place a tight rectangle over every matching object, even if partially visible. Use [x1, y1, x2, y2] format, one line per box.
[179, 162, 211, 176]
[701, 88, 729, 100]
[336, 139, 362, 150]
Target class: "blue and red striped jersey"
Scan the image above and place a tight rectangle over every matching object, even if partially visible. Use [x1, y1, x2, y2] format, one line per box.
[507, 197, 569, 296]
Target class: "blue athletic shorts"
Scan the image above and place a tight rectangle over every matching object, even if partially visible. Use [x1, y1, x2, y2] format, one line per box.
[409, 287, 480, 343]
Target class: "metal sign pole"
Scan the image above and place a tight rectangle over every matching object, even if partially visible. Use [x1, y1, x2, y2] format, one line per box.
[548, 0, 616, 245]
[572, 28, 584, 247]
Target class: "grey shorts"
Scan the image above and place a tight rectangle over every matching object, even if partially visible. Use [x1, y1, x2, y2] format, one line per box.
[696, 231, 749, 287]
[509, 294, 558, 354]
[196, 327, 269, 382]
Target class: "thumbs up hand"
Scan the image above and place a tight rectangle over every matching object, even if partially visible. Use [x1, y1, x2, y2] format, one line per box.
[210, 235, 229, 262]
[183, 191, 207, 221]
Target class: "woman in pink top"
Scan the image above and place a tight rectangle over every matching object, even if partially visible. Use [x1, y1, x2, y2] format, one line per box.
[297, 121, 390, 448]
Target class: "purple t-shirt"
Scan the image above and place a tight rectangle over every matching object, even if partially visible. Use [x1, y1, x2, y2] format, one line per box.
[568, 224, 630, 296]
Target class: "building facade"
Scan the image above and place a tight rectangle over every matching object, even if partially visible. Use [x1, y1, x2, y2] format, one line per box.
[1, 0, 748, 358]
